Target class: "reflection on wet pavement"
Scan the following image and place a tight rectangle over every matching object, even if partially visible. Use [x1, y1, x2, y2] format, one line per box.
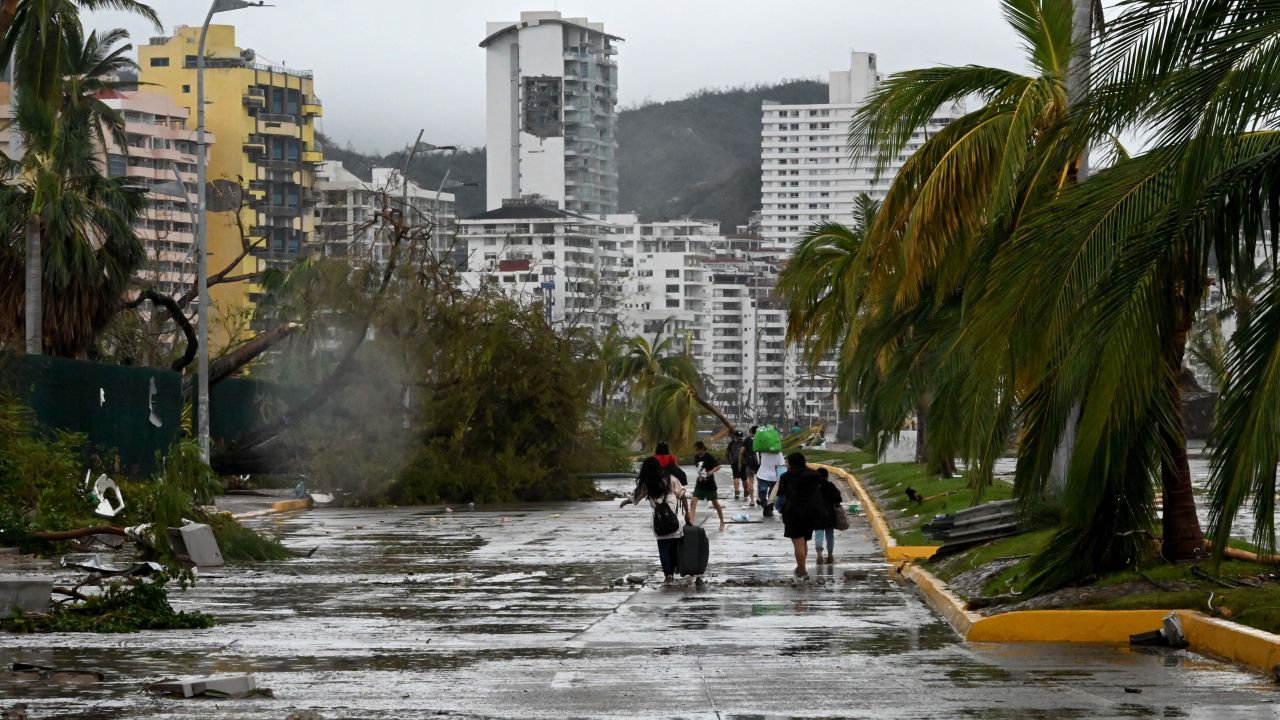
[1, 481, 1276, 719]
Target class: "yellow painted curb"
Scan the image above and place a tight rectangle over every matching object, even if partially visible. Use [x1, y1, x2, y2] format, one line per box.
[900, 563, 979, 637]
[813, 463, 942, 564]
[817, 463, 1280, 676]
[969, 609, 1172, 644]
[269, 498, 313, 513]
[1179, 611, 1280, 673]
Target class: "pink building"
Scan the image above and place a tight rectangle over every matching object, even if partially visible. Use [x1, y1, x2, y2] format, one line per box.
[98, 89, 215, 301]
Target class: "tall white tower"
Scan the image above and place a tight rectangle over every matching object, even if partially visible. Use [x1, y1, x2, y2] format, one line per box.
[481, 11, 622, 217]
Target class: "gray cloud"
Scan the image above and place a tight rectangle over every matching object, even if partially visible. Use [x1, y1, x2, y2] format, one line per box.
[89, 1, 1036, 154]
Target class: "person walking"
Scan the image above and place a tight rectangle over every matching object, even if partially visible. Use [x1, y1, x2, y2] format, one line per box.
[813, 467, 843, 564]
[727, 430, 746, 501]
[689, 441, 726, 531]
[775, 452, 832, 577]
[752, 426, 785, 518]
[741, 427, 759, 506]
[620, 456, 689, 583]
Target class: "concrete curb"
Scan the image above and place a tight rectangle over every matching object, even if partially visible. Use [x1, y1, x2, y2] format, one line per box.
[816, 462, 1280, 676]
[229, 497, 313, 521]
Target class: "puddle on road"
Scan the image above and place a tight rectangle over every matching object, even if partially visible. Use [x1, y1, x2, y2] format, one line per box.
[2, 499, 1275, 719]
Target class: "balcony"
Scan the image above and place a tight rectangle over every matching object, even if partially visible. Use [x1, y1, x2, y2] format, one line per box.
[302, 96, 323, 117]
[242, 135, 266, 154]
[301, 150, 323, 164]
[260, 204, 299, 217]
[257, 159, 297, 172]
[259, 113, 299, 136]
[242, 88, 265, 107]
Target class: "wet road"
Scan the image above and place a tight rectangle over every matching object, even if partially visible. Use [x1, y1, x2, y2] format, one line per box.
[2, 482, 1277, 719]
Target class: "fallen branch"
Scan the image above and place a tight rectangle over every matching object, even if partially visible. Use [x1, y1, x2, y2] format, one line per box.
[30, 526, 127, 541]
[126, 288, 198, 371]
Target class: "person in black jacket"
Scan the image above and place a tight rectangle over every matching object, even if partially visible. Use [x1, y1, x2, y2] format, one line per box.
[775, 452, 832, 577]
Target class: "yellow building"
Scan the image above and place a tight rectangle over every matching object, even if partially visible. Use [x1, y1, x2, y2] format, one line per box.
[139, 24, 323, 347]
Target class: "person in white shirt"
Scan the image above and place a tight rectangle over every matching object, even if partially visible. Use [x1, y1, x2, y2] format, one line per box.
[754, 447, 785, 518]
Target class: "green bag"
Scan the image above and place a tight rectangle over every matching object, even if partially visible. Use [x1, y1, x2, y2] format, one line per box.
[754, 426, 782, 453]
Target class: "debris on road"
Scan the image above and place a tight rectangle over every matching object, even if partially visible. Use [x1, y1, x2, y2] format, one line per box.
[165, 523, 225, 568]
[0, 576, 51, 616]
[1130, 613, 1189, 649]
[60, 554, 163, 578]
[3, 663, 104, 686]
[146, 674, 262, 699]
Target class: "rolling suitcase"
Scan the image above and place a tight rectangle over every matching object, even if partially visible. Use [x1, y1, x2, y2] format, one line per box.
[677, 521, 709, 576]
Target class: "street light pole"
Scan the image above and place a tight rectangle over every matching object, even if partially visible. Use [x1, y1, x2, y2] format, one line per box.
[196, 0, 269, 463]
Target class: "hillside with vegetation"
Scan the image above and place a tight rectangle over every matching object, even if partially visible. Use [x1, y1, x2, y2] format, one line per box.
[320, 78, 829, 228]
[617, 79, 827, 230]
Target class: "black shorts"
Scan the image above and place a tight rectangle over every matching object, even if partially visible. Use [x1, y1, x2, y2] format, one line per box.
[783, 522, 813, 540]
[731, 464, 745, 479]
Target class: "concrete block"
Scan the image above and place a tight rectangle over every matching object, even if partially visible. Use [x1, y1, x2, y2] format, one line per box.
[150, 674, 255, 698]
[164, 524, 224, 568]
[0, 577, 52, 616]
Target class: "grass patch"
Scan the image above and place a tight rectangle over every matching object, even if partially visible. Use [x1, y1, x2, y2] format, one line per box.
[804, 448, 875, 468]
[929, 529, 1054, 591]
[858, 462, 1014, 546]
[1079, 560, 1280, 635]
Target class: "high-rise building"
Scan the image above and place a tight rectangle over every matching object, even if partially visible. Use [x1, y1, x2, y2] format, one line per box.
[139, 24, 323, 344]
[758, 51, 963, 254]
[314, 161, 455, 268]
[0, 81, 208, 304]
[101, 90, 208, 302]
[457, 195, 623, 333]
[749, 51, 966, 428]
[482, 11, 621, 217]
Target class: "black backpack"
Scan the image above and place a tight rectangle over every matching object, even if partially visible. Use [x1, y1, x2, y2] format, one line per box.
[652, 495, 680, 536]
[727, 438, 743, 466]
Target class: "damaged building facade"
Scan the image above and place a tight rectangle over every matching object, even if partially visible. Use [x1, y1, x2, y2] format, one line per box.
[482, 11, 621, 218]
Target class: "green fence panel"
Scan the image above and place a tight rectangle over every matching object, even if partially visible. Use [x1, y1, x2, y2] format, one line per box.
[209, 376, 294, 446]
[1, 354, 182, 477]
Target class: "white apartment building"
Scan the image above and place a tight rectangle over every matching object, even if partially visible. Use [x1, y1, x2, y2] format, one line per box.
[314, 161, 455, 267]
[750, 51, 968, 429]
[482, 11, 621, 217]
[458, 195, 623, 332]
[759, 51, 964, 253]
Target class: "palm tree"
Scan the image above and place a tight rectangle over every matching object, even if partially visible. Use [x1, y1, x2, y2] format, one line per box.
[0, 23, 150, 356]
[781, 0, 1086, 489]
[992, 0, 1280, 571]
[615, 318, 735, 448]
[0, 0, 158, 355]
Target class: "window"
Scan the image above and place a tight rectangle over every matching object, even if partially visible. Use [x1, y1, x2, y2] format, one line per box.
[106, 154, 127, 178]
[666, 284, 679, 293]
[665, 269, 679, 278]
[181, 84, 190, 94]
[666, 298, 680, 308]
[149, 57, 170, 67]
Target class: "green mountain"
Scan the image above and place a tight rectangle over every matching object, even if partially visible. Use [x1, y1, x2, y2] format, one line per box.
[318, 79, 829, 229]
[617, 79, 827, 230]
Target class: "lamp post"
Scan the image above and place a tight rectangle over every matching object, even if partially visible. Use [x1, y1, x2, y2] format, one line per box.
[398, 130, 455, 220]
[196, 0, 270, 463]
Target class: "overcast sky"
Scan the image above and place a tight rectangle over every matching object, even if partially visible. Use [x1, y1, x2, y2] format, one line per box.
[87, 1, 1034, 154]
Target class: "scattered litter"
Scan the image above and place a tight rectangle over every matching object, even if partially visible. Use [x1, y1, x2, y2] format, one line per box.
[501, 517, 509, 523]
[843, 569, 868, 581]
[59, 555, 162, 578]
[1, 704, 25, 720]
[626, 574, 647, 585]
[4, 663, 103, 686]
[308, 493, 334, 505]
[84, 471, 126, 518]
[1129, 613, 1188, 648]
[146, 674, 265, 699]
[1123, 687, 1142, 694]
